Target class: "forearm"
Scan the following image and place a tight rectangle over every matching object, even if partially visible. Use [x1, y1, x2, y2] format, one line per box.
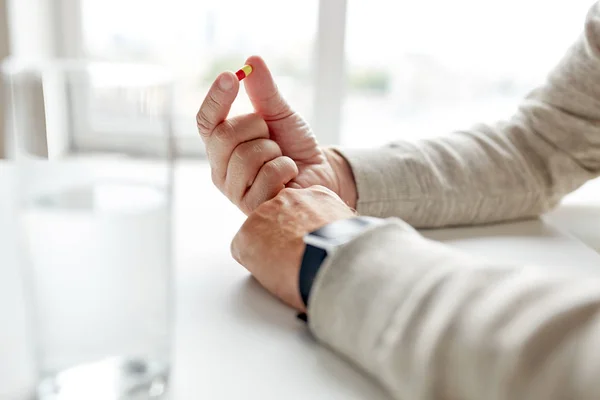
[335, 4, 600, 228]
[309, 220, 600, 400]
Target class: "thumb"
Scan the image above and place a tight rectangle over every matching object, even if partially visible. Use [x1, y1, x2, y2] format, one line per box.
[243, 55, 293, 121]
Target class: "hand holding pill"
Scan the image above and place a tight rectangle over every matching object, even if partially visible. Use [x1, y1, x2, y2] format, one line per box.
[196, 55, 357, 215]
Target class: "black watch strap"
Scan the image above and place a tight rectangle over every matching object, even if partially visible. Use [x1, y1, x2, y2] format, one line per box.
[298, 216, 384, 310]
[299, 244, 328, 307]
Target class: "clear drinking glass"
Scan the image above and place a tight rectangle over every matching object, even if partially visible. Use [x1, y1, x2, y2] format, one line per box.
[2, 59, 175, 399]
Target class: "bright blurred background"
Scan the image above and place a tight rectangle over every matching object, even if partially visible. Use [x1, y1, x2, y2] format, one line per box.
[1, 2, 600, 398]
[0, 0, 597, 154]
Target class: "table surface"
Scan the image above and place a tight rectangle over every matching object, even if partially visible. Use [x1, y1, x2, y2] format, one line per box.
[2, 163, 600, 399]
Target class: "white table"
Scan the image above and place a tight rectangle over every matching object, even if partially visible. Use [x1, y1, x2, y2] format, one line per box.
[2, 163, 600, 399]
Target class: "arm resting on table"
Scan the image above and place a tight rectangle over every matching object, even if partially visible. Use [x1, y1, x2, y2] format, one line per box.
[309, 219, 600, 400]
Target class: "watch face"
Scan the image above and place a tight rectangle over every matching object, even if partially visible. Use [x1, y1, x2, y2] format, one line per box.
[311, 218, 376, 240]
[304, 217, 381, 252]
[300, 217, 384, 307]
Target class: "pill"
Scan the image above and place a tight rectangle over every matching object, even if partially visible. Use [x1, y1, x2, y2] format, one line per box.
[235, 65, 253, 81]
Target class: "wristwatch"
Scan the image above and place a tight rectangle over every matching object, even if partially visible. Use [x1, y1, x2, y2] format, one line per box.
[298, 216, 384, 309]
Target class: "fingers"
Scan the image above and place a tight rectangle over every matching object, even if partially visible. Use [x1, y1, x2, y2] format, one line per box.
[225, 138, 282, 202]
[242, 156, 298, 213]
[207, 113, 270, 184]
[243, 55, 293, 120]
[196, 72, 239, 137]
[198, 60, 303, 214]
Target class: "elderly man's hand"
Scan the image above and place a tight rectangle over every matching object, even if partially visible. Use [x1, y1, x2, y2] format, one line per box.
[196, 55, 356, 215]
[231, 186, 356, 311]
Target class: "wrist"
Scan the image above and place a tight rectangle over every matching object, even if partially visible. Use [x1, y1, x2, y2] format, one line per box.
[323, 148, 358, 210]
[298, 216, 385, 315]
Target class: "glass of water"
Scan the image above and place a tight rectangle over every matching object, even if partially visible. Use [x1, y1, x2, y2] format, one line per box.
[3, 59, 175, 399]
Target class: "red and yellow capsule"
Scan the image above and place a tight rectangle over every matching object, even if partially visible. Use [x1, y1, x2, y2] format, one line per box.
[235, 65, 253, 81]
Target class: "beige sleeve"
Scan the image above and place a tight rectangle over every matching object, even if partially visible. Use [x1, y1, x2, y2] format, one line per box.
[309, 220, 600, 400]
[308, 4, 600, 399]
[337, 4, 600, 228]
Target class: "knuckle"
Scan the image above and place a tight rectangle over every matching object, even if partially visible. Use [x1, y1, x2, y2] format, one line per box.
[196, 93, 221, 134]
[262, 159, 280, 181]
[236, 139, 279, 162]
[267, 140, 283, 157]
[281, 155, 298, 169]
[233, 141, 257, 161]
[196, 110, 212, 136]
[279, 187, 296, 199]
[205, 92, 221, 113]
[311, 185, 331, 195]
[214, 120, 234, 143]
[261, 157, 297, 185]
[231, 144, 246, 162]
[251, 141, 265, 156]
[267, 193, 286, 209]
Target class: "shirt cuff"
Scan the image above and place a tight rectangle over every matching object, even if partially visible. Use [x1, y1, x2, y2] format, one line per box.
[306, 218, 473, 375]
[333, 145, 421, 219]
[306, 219, 417, 368]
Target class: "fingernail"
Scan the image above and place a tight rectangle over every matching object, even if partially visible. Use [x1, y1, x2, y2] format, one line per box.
[219, 73, 233, 91]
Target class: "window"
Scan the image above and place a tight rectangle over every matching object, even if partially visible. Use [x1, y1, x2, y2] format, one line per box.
[21, 0, 597, 155]
[342, 0, 595, 147]
[79, 0, 318, 155]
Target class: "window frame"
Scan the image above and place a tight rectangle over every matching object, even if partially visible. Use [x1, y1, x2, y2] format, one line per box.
[53, 0, 348, 157]
[0, 0, 10, 158]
